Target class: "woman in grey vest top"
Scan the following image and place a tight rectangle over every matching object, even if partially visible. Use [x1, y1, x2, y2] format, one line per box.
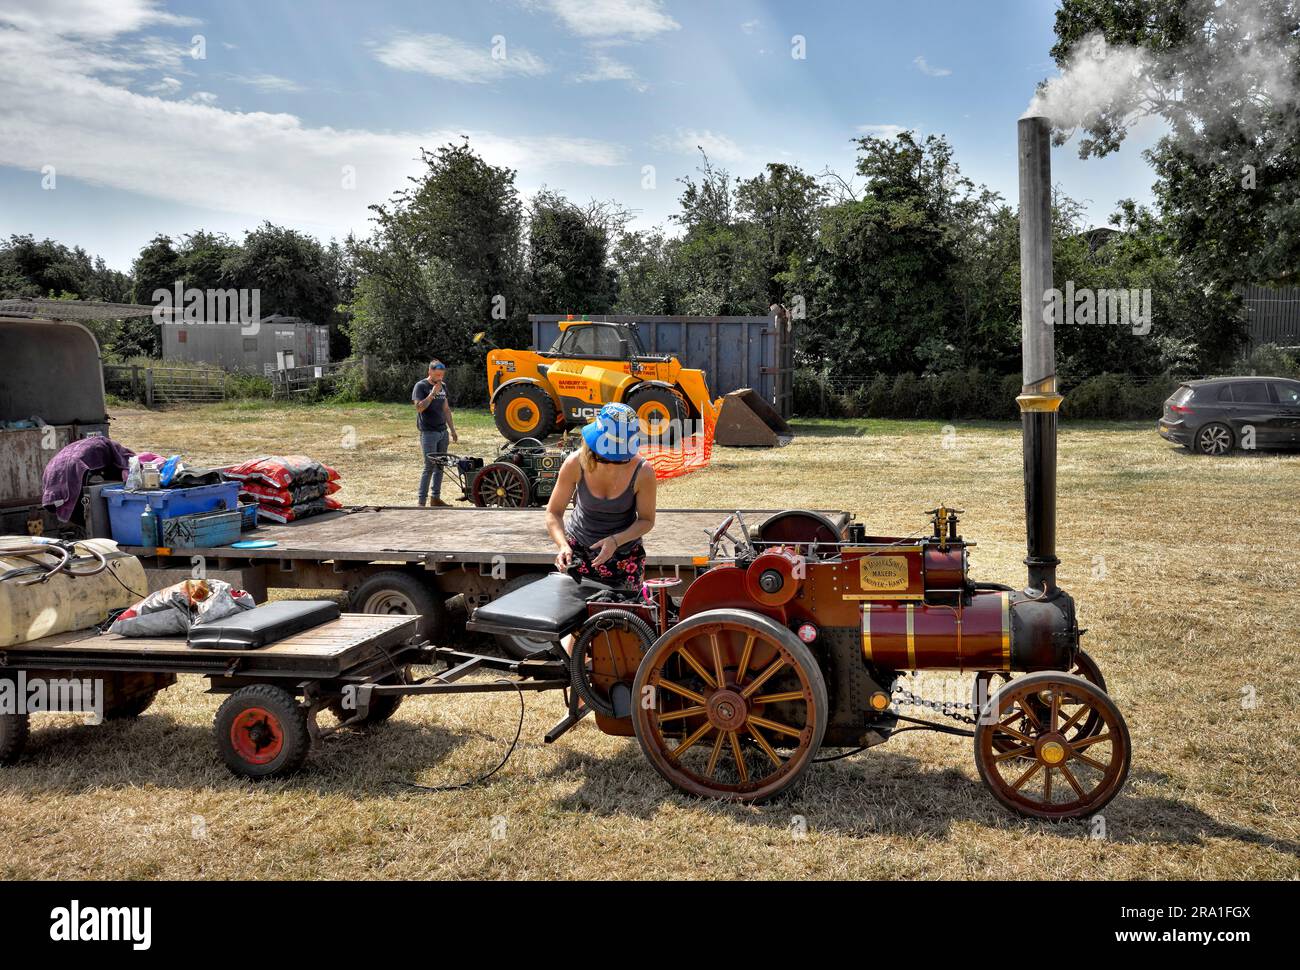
[546, 403, 657, 589]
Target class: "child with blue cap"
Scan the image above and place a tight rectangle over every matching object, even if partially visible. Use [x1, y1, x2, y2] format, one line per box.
[546, 402, 657, 587]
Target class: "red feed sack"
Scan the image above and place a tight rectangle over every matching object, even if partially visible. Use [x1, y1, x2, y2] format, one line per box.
[240, 480, 340, 507]
[255, 496, 341, 524]
[224, 455, 340, 489]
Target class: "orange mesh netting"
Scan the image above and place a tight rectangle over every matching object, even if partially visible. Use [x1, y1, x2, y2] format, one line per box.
[641, 410, 716, 480]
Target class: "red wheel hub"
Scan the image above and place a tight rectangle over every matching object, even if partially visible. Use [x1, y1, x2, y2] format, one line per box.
[230, 707, 284, 765]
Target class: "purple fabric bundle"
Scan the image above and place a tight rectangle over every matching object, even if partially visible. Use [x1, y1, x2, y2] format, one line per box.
[41, 436, 135, 521]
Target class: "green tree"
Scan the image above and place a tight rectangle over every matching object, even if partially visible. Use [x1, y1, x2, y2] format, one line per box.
[526, 190, 624, 313]
[348, 141, 525, 366]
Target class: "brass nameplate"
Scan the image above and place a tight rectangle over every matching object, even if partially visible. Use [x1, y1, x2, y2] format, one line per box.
[858, 555, 909, 592]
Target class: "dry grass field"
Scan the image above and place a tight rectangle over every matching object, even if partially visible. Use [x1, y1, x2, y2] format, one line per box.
[1, 400, 1297, 880]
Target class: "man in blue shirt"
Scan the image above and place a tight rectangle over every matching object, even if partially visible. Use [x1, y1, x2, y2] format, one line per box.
[412, 360, 459, 507]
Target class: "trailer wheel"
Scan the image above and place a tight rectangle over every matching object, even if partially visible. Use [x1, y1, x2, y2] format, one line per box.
[974, 671, 1130, 821]
[0, 713, 29, 766]
[327, 670, 408, 726]
[492, 574, 554, 659]
[495, 384, 557, 441]
[351, 570, 448, 643]
[632, 609, 828, 803]
[104, 691, 159, 720]
[214, 684, 310, 780]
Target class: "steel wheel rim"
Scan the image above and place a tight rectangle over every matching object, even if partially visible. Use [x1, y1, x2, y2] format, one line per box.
[1199, 425, 1230, 454]
[505, 397, 538, 433]
[230, 707, 284, 765]
[976, 676, 1128, 820]
[363, 590, 418, 614]
[634, 619, 820, 800]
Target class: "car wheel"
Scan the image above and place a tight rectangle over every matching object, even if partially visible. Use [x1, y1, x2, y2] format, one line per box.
[1195, 422, 1234, 456]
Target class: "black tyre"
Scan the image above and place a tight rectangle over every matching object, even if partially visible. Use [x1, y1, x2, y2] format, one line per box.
[214, 684, 311, 780]
[569, 609, 656, 717]
[627, 385, 687, 447]
[351, 570, 448, 643]
[495, 384, 557, 442]
[492, 574, 554, 659]
[0, 712, 29, 766]
[104, 691, 159, 720]
[327, 670, 407, 726]
[1195, 422, 1234, 456]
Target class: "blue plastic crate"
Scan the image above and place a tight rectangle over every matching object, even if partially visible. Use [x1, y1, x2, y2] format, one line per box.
[160, 507, 243, 549]
[103, 481, 241, 546]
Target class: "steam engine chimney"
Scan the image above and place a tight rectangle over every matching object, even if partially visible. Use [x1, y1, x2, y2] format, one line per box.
[1017, 116, 1062, 595]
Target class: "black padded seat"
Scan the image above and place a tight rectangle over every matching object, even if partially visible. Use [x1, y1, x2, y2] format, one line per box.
[467, 573, 590, 641]
[188, 600, 341, 650]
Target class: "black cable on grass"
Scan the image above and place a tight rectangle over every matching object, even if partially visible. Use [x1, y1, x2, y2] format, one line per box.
[391, 678, 526, 793]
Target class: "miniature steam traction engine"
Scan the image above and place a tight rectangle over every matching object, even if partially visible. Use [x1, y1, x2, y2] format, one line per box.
[465, 116, 1131, 820]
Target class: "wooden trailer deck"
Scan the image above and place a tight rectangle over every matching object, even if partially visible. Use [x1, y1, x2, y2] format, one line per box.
[3, 613, 421, 680]
[123, 506, 852, 567]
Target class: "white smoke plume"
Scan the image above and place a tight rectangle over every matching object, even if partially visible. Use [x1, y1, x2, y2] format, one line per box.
[1023, 33, 1151, 126]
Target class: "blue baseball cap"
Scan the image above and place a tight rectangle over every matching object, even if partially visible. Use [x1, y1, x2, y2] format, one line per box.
[582, 402, 640, 461]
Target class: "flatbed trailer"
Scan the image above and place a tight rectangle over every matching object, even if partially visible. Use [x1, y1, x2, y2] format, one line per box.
[0, 613, 442, 777]
[123, 505, 852, 654]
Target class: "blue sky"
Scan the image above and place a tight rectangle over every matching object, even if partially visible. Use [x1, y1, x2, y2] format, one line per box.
[0, 0, 1165, 271]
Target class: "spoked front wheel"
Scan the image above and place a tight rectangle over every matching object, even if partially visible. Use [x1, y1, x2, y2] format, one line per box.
[632, 609, 827, 803]
[974, 671, 1130, 820]
[973, 649, 1108, 750]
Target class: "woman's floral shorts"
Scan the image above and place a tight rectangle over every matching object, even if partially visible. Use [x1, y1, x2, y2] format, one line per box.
[566, 533, 646, 589]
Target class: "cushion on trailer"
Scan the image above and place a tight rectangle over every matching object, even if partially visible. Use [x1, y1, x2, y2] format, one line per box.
[187, 600, 341, 650]
[466, 573, 589, 640]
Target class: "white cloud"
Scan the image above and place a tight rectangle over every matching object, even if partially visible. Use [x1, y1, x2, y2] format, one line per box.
[186, 90, 218, 105]
[740, 20, 760, 35]
[654, 128, 747, 165]
[0, 18, 624, 237]
[149, 76, 183, 94]
[573, 53, 646, 90]
[542, 0, 680, 40]
[857, 123, 908, 139]
[370, 32, 547, 83]
[913, 55, 951, 77]
[0, 0, 197, 38]
[227, 73, 307, 94]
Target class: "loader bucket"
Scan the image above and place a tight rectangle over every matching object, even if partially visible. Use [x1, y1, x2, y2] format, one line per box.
[714, 389, 792, 447]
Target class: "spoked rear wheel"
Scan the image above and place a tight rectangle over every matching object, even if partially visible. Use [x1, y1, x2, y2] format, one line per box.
[974, 671, 1130, 820]
[632, 609, 827, 803]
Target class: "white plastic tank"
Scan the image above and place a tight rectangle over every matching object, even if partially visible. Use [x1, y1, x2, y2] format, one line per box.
[0, 537, 147, 646]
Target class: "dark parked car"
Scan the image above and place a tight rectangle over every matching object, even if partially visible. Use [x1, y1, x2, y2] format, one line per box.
[1158, 376, 1300, 455]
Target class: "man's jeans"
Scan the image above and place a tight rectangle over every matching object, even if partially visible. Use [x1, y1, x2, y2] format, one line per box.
[419, 429, 449, 503]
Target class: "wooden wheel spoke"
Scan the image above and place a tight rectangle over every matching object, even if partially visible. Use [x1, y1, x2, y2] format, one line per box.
[1069, 748, 1109, 772]
[1044, 765, 1053, 801]
[1017, 698, 1044, 730]
[1057, 762, 1088, 799]
[1050, 690, 1060, 733]
[705, 730, 726, 778]
[669, 721, 714, 760]
[992, 745, 1033, 763]
[747, 713, 802, 738]
[752, 690, 805, 705]
[1057, 705, 1088, 735]
[727, 731, 748, 783]
[709, 633, 726, 689]
[656, 705, 705, 723]
[1009, 760, 1042, 791]
[736, 633, 756, 684]
[740, 658, 786, 698]
[675, 646, 717, 689]
[995, 722, 1036, 746]
[1071, 731, 1111, 750]
[657, 679, 706, 705]
[747, 722, 783, 767]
